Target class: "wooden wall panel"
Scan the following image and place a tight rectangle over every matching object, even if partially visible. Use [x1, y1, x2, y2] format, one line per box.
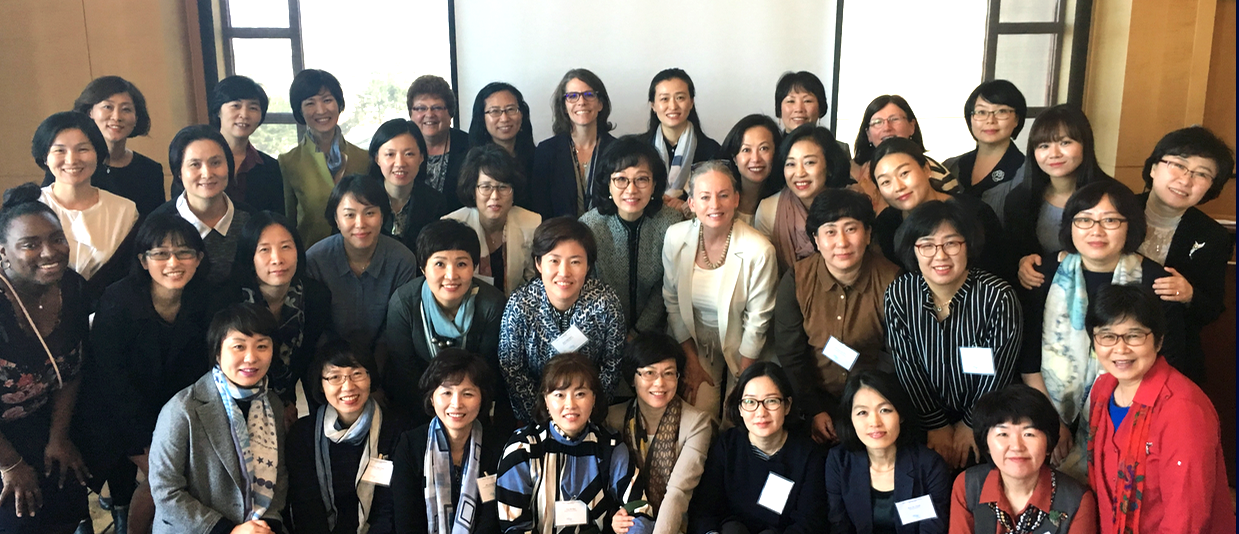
[1201, 0, 1236, 220]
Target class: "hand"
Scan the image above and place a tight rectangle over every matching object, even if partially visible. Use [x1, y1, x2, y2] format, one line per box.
[1018, 254, 1044, 290]
[232, 519, 275, 534]
[926, 426, 957, 468]
[810, 412, 837, 444]
[1051, 421, 1074, 466]
[283, 403, 299, 431]
[1153, 268, 1193, 303]
[680, 342, 714, 405]
[0, 461, 41, 518]
[664, 195, 687, 213]
[953, 422, 979, 468]
[611, 508, 634, 534]
[43, 437, 88, 489]
[129, 452, 150, 476]
[738, 357, 757, 374]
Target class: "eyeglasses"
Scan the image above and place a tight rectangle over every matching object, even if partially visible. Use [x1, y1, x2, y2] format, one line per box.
[970, 108, 1016, 121]
[145, 249, 200, 261]
[1093, 331, 1151, 347]
[914, 240, 965, 258]
[635, 368, 679, 382]
[1159, 159, 1216, 183]
[476, 183, 514, 196]
[564, 91, 600, 103]
[322, 370, 370, 386]
[610, 175, 653, 190]
[411, 105, 449, 114]
[1071, 217, 1127, 230]
[483, 106, 521, 118]
[739, 397, 785, 412]
[868, 115, 907, 129]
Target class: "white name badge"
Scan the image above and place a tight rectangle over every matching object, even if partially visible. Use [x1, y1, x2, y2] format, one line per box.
[959, 347, 996, 376]
[554, 500, 589, 527]
[756, 472, 795, 514]
[478, 474, 497, 503]
[360, 458, 393, 486]
[822, 337, 860, 371]
[895, 494, 938, 525]
[551, 325, 589, 353]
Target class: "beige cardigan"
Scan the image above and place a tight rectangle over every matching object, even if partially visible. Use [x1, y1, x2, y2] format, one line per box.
[442, 205, 540, 294]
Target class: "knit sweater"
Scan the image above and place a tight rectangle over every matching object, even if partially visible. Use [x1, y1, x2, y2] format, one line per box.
[579, 205, 683, 333]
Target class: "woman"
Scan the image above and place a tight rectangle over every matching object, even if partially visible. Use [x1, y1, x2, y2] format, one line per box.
[147, 303, 287, 534]
[718, 115, 784, 223]
[641, 68, 721, 213]
[606, 333, 715, 534]
[499, 217, 626, 423]
[775, 189, 901, 445]
[950, 384, 1097, 533]
[1018, 181, 1186, 479]
[851, 95, 956, 213]
[942, 80, 1028, 223]
[664, 161, 777, 421]
[755, 125, 853, 274]
[280, 69, 371, 247]
[775, 71, 829, 134]
[1085, 285, 1233, 533]
[467, 82, 536, 207]
[41, 76, 164, 217]
[407, 75, 472, 212]
[367, 118, 448, 250]
[81, 214, 209, 534]
[687, 362, 827, 534]
[0, 183, 90, 533]
[826, 371, 950, 534]
[391, 349, 506, 534]
[152, 124, 255, 285]
[580, 135, 683, 335]
[172, 75, 285, 214]
[383, 220, 510, 431]
[497, 353, 654, 534]
[1136, 126, 1234, 383]
[306, 175, 419, 350]
[885, 201, 1022, 470]
[444, 143, 540, 294]
[531, 68, 617, 218]
[288, 341, 408, 534]
[1004, 104, 1112, 291]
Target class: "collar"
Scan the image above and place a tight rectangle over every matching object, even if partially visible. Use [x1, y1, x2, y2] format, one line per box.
[978, 464, 1055, 515]
[176, 192, 236, 238]
[918, 268, 975, 313]
[1131, 357, 1174, 407]
[813, 252, 877, 292]
[238, 143, 263, 174]
[332, 234, 390, 278]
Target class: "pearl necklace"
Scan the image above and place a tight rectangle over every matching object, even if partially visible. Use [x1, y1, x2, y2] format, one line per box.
[698, 221, 734, 269]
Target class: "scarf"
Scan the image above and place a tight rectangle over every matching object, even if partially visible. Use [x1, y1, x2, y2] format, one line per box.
[621, 398, 682, 513]
[1088, 386, 1152, 534]
[210, 366, 279, 521]
[772, 190, 815, 273]
[308, 127, 346, 179]
[653, 125, 698, 199]
[424, 417, 484, 534]
[241, 282, 306, 396]
[421, 279, 478, 342]
[989, 470, 1057, 533]
[315, 398, 381, 533]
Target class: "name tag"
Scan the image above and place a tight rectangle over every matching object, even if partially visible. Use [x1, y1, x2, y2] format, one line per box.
[822, 337, 860, 371]
[551, 325, 589, 353]
[895, 494, 938, 524]
[959, 347, 996, 375]
[756, 472, 795, 514]
[360, 458, 393, 486]
[478, 474, 497, 503]
[554, 500, 589, 526]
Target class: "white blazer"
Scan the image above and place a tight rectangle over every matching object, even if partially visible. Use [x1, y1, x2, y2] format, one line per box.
[662, 218, 777, 377]
[752, 190, 780, 240]
[444, 206, 540, 294]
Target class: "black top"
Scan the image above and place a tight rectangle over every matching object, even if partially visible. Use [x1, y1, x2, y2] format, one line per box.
[390, 422, 506, 534]
[431, 128, 472, 213]
[45, 151, 166, 218]
[872, 193, 1013, 284]
[945, 143, 1024, 201]
[531, 132, 617, 219]
[386, 180, 449, 253]
[871, 489, 896, 533]
[172, 147, 285, 215]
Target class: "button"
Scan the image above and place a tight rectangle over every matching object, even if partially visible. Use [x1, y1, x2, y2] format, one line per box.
[836, 316, 842, 320]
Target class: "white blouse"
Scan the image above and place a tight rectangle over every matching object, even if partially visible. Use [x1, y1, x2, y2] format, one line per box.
[39, 186, 139, 280]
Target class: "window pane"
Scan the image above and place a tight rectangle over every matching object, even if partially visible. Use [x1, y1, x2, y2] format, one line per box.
[249, 123, 300, 156]
[227, 0, 290, 28]
[994, 33, 1058, 107]
[999, 0, 1059, 23]
[230, 39, 295, 115]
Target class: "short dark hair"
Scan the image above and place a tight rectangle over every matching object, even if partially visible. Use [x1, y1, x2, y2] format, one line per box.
[645, 68, 704, 134]
[725, 361, 802, 429]
[1024, 104, 1111, 213]
[718, 114, 784, 201]
[534, 352, 608, 425]
[418, 348, 496, 419]
[777, 125, 854, 189]
[467, 82, 535, 164]
[805, 188, 876, 248]
[620, 332, 687, 391]
[31, 111, 109, 172]
[1058, 180, 1146, 255]
[415, 219, 481, 269]
[367, 118, 429, 185]
[133, 213, 206, 281]
[531, 217, 597, 267]
[894, 200, 984, 274]
[325, 174, 393, 234]
[1141, 126, 1236, 204]
[73, 76, 151, 137]
[207, 302, 277, 366]
[963, 80, 1028, 140]
[854, 95, 924, 165]
[775, 71, 828, 120]
[1086, 284, 1167, 348]
[307, 339, 378, 405]
[835, 370, 919, 452]
[0, 183, 59, 244]
[550, 69, 614, 136]
[457, 143, 527, 208]
[406, 75, 457, 117]
[591, 135, 667, 217]
[868, 137, 929, 184]
[169, 125, 236, 187]
[290, 69, 345, 126]
[233, 211, 307, 288]
[209, 75, 270, 128]
[971, 384, 1061, 463]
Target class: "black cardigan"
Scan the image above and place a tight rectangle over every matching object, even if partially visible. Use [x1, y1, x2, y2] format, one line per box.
[389, 422, 507, 534]
[530, 132, 617, 219]
[172, 148, 286, 215]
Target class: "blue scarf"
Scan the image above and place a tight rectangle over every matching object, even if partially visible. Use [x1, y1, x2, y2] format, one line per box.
[210, 366, 279, 521]
[424, 417, 484, 534]
[421, 280, 478, 342]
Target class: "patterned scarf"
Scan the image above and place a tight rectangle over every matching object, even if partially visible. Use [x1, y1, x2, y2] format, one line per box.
[210, 366, 279, 521]
[653, 125, 698, 199]
[241, 282, 306, 397]
[1088, 393, 1152, 534]
[989, 470, 1056, 533]
[424, 417, 484, 534]
[421, 279, 478, 341]
[621, 397, 682, 513]
[315, 399, 381, 533]
[772, 190, 815, 273]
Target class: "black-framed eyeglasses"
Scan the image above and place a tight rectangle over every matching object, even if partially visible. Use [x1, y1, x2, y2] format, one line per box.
[970, 108, 1016, 121]
[322, 370, 370, 386]
[1093, 331, 1151, 347]
[1071, 217, 1127, 230]
[739, 397, 785, 412]
[411, 105, 449, 114]
[914, 240, 965, 258]
[476, 183, 514, 196]
[564, 91, 600, 103]
[483, 106, 521, 118]
[144, 249, 200, 261]
[610, 175, 653, 190]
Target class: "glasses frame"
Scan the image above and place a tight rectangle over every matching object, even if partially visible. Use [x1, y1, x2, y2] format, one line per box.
[144, 249, 202, 261]
[563, 91, 600, 103]
[411, 105, 449, 114]
[1159, 158, 1216, 183]
[868, 115, 908, 129]
[321, 370, 371, 386]
[970, 108, 1016, 121]
[1071, 217, 1127, 230]
[610, 175, 654, 190]
[1092, 330, 1152, 347]
[476, 183, 514, 196]
[634, 368, 680, 382]
[914, 240, 965, 258]
[483, 106, 521, 118]
[739, 397, 786, 412]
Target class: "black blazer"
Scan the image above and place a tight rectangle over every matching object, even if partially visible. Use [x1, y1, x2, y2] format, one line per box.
[438, 128, 473, 213]
[172, 149, 286, 215]
[824, 443, 950, 534]
[530, 132, 617, 219]
[389, 422, 506, 534]
[388, 181, 449, 254]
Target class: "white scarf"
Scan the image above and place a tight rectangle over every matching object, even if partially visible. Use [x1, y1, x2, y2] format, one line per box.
[653, 125, 698, 199]
[315, 399, 382, 533]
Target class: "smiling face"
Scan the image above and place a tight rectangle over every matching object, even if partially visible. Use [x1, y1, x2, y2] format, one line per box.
[140, 237, 201, 292]
[1070, 195, 1127, 268]
[735, 126, 776, 183]
[914, 222, 969, 287]
[545, 379, 595, 438]
[423, 249, 474, 311]
[969, 96, 1017, 145]
[253, 223, 297, 287]
[1093, 317, 1160, 385]
[300, 88, 340, 135]
[219, 99, 263, 140]
[334, 193, 382, 251]
[180, 140, 229, 201]
[651, 78, 693, 131]
[866, 103, 917, 147]
[634, 358, 679, 410]
[814, 216, 871, 278]
[47, 128, 99, 187]
[536, 239, 589, 312]
[1149, 155, 1218, 211]
[0, 213, 69, 287]
[850, 386, 901, 451]
[321, 364, 371, 422]
[986, 419, 1048, 482]
[475, 172, 515, 224]
[1034, 130, 1084, 180]
[217, 330, 273, 387]
[88, 92, 136, 143]
[609, 162, 654, 221]
[780, 89, 820, 131]
[483, 90, 522, 143]
[433, 375, 483, 433]
[784, 139, 830, 203]
[873, 152, 935, 212]
[411, 95, 450, 141]
[740, 376, 788, 440]
[689, 170, 739, 230]
[375, 133, 423, 187]
[565, 78, 601, 128]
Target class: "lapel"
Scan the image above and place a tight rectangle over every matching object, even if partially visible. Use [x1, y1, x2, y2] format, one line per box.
[191, 376, 246, 492]
[1166, 209, 1199, 266]
[675, 222, 697, 340]
[847, 448, 875, 531]
[893, 446, 917, 521]
[716, 229, 745, 344]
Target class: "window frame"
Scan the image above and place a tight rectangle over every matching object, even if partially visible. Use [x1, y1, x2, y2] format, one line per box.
[981, 0, 1094, 116]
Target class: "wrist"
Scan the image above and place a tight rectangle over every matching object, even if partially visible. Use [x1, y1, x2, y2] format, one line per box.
[0, 457, 25, 474]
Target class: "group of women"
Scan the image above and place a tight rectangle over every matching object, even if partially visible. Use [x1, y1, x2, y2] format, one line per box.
[1, 65, 1232, 534]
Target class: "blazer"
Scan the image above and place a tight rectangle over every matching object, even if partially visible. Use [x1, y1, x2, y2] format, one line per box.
[662, 219, 778, 376]
[443, 205, 540, 294]
[279, 134, 371, 247]
[606, 401, 716, 534]
[824, 443, 950, 534]
[389, 421, 508, 534]
[752, 190, 781, 240]
[148, 373, 288, 534]
[530, 132, 617, 218]
[437, 128, 472, 212]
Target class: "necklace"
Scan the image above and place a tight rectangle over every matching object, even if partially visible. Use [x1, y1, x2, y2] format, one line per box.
[869, 464, 895, 473]
[698, 221, 734, 269]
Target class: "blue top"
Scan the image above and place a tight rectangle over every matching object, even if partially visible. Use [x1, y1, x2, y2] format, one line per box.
[305, 234, 418, 348]
[1109, 394, 1130, 431]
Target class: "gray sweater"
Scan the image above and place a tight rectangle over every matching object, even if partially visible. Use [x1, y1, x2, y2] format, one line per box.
[580, 205, 683, 334]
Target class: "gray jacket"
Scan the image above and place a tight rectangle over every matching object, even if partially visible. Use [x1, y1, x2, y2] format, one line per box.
[580, 205, 683, 333]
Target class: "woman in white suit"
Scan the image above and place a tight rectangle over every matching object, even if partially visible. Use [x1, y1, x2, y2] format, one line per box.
[663, 160, 778, 422]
